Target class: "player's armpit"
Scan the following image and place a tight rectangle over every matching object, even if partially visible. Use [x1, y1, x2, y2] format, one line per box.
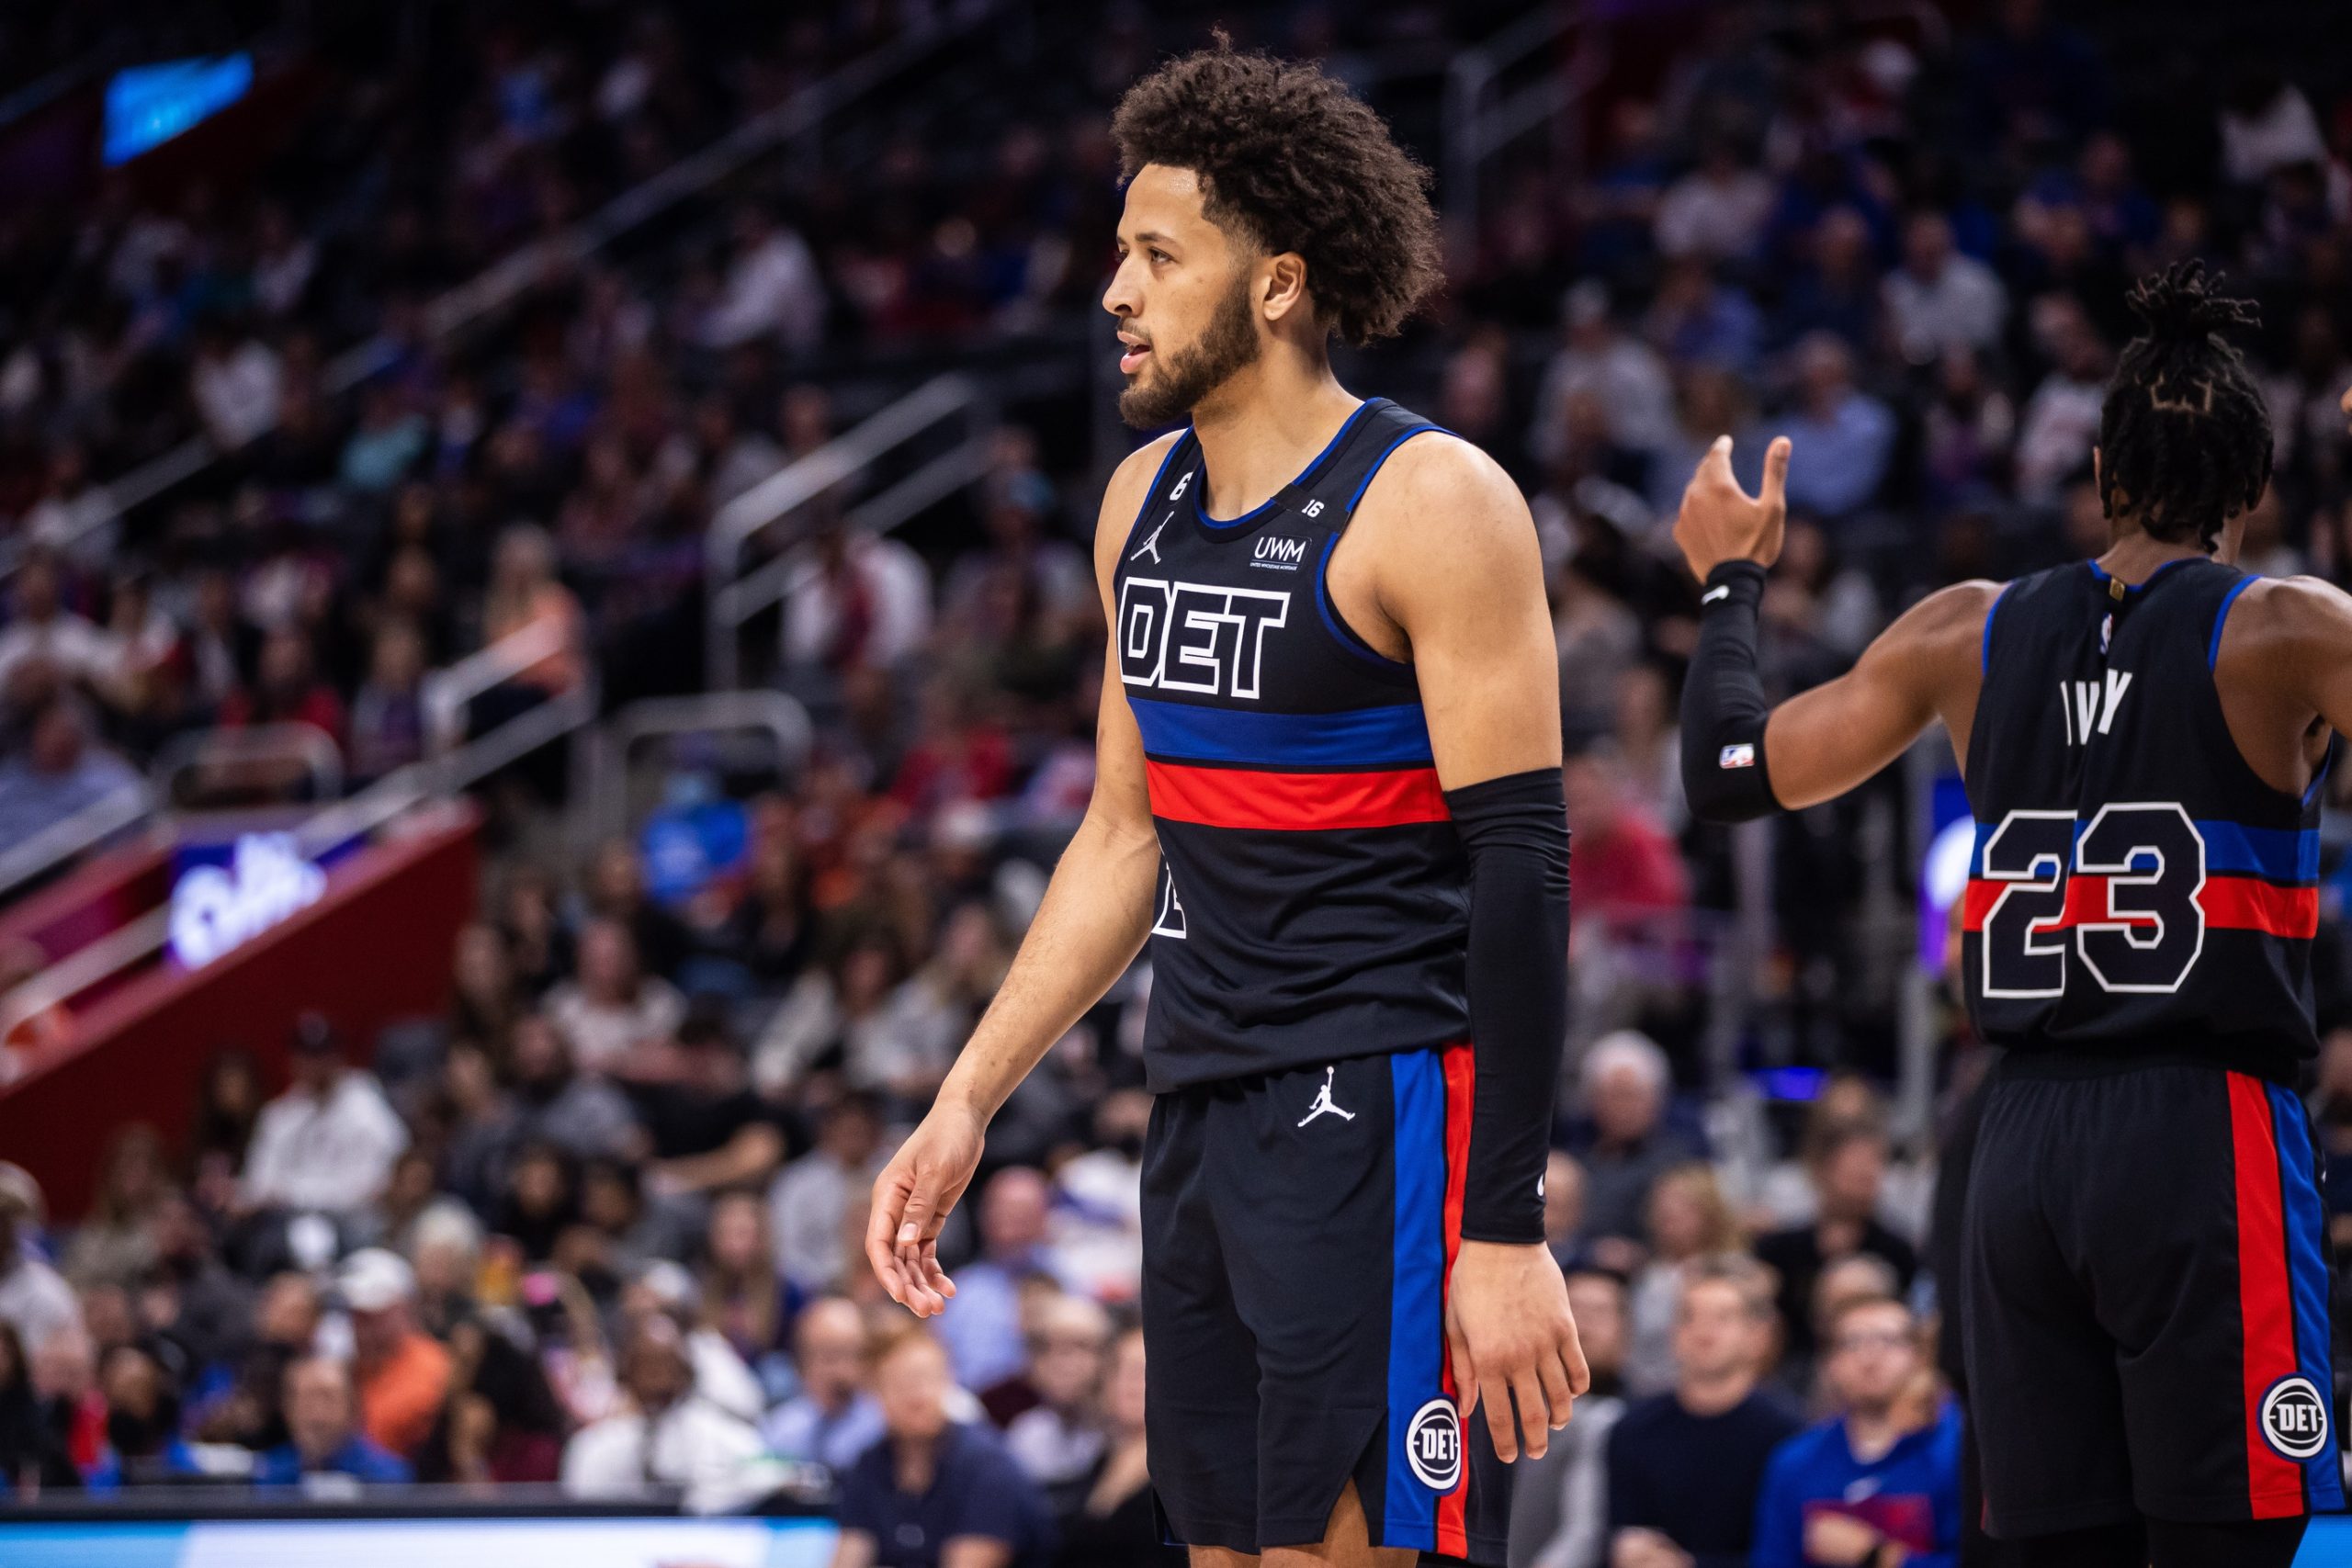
[2241, 575, 2352, 745]
[1758, 580, 2001, 810]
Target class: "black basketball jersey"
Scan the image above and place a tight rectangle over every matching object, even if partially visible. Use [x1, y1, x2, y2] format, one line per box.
[1962, 557, 2324, 1083]
[1110, 398, 1470, 1090]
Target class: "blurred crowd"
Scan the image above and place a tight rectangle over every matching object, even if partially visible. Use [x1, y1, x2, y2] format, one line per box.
[6, 0, 2352, 1563]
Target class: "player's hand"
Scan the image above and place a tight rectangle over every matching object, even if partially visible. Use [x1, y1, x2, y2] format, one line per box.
[1444, 1239, 1589, 1462]
[866, 1099, 987, 1316]
[1805, 1512, 1890, 1565]
[1672, 434, 1792, 580]
[1610, 1528, 1694, 1568]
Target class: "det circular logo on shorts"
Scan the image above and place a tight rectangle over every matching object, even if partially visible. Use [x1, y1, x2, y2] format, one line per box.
[1405, 1396, 1463, 1492]
[2261, 1375, 2330, 1461]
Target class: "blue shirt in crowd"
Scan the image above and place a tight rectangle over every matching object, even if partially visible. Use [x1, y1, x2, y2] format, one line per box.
[837, 1420, 1055, 1568]
[253, 1434, 413, 1485]
[1751, 1401, 1963, 1568]
[1608, 1387, 1804, 1568]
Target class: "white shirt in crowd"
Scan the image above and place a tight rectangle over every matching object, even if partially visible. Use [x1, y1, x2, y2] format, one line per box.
[545, 976, 686, 1077]
[0, 612, 119, 693]
[240, 1071, 409, 1214]
[0, 1250, 78, 1353]
[768, 1146, 887, 1293]
[1883, 254, 2008, 364]
[190, 339, 283, 449]
[779, 536, 933, 674]
[561, 1393, 767, 1508]
[703, 227, 825, 354]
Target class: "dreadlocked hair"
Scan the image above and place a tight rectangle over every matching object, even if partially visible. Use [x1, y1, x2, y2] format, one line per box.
[2097, 261, 2272, 551]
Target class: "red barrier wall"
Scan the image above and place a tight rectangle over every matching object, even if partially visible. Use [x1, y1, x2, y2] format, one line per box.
[0, 839, 173, 964]
[0, 804, 480, 1219]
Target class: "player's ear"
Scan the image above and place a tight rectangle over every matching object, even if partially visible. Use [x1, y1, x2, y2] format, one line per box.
[1261, 251, 1309, 324]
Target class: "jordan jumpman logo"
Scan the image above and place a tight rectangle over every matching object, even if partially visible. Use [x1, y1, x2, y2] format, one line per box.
[1129, 514, 1169, 564]
[1297, 1065, 1356, 1127]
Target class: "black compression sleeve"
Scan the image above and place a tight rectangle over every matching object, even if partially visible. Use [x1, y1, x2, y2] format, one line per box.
[1679, 560, 1783, 822]
[1443, 766, 1570, 1245]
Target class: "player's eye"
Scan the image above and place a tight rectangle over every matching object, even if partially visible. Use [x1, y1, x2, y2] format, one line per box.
[1149, 248, 1170, 265]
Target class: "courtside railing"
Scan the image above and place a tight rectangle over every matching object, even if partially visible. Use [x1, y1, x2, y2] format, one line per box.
[703, 373, 996, 691]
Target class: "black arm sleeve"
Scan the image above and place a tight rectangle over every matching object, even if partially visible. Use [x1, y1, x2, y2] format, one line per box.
[1442, 766, 1570, 1245]
[1679, 559, 1784, 822]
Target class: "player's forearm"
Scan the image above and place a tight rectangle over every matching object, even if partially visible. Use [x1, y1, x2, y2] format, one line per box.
[1679, 561, 1785, 822]
[935, 807, 1158, 1122]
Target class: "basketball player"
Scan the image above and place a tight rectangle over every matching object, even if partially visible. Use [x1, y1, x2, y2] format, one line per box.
[1673, 263, 2343, 1568]
[865, 40, 1585, 1568]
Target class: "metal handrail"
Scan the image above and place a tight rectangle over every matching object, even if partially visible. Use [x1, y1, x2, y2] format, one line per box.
[0, 672, 604, 1054]
[0, 780, 156, 903]
[1442, 6, 1609, 249]
[3, 5, 1002, 581]
[421, 615, 581, 751]
[582, 691, 814, 848]
[703, 373, 990, 690]
[152, 722, 344, 807]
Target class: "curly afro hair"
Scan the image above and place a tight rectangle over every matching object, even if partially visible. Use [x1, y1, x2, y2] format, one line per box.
[1110, 36, 1444, 346]
[2098, 261, 2273, 551]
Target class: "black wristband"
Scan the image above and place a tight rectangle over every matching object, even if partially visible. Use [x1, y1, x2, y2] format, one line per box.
[1679, 560, 1781, 822]
[1443, 767, 1570, 1245]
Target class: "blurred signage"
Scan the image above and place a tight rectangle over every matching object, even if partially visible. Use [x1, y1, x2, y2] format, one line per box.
[168, 832, 324, 968]
[104, 54, 255, 165]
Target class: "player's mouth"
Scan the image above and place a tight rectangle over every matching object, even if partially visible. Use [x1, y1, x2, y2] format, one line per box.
[1118, 333, 1151, 374]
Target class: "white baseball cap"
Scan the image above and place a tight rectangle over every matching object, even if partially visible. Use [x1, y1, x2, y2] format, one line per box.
[335, 1247, 417, 1313]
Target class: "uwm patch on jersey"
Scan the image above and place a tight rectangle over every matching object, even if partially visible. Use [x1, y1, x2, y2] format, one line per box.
[1963, 557, 2323, 1081]
[1107, 400, 1476, 1092]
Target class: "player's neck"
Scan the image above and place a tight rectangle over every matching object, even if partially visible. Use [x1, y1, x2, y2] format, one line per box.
[1188, 349, 1360, 520]
[2096, 527, 2211, 585]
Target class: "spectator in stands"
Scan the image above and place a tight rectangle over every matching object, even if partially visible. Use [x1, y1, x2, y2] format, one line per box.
[479, 525, 587, 705]
[1531, 282, 1677, 467]
[195, 1270, 318, 1450]
[781, 513, 934, 678]
[695, 1190, 790, 1389]
[1562, 752, 1690, 926]
[1004, 1293, 1109, 1488]
[1606, 1258, 1799, 1568]
[1518, 1268, 1629, 1568]
[1656, 138, 1774, 263]
[1766, 334, 1896, 522]
[347, 620, 429, 784]
[0, 1167, 79, 1359]
[239, 1016, 409, 1221]
[1624, 1164, 1747, 1397]
[771, 1090, 888, 1293]
[935, 1167, 1056, 1395]
[0, 1321, 79, 1492]
[61, 1126, 171, 1289]
[89, 1343, 200, 1487]
[506, 1010, 643, 1166]
[560, 1314, 765, 1503]
[1751, 1296, 1962, 1568]
[1756, 1122, 1919, 1367]
[2014, 296, 2111, 501]
[833, 1326, 1055, 1568]
[546, 919, 685, 1077]
[1050, 1323, 1181, 1567]
[761, 1294, 885, 1472]
[336, 1247, 451, 1462]
[1883, 210, 2009, 366]
[0, 553, 117, 699]
[703, 204, 826, 354]
[254, 1355, 413, 1485]
[0, 694, 141, 846]
[628, 1006, 786, 1201]
[217, 628, 347, 751]
[1564, 1032, 1701, 1266]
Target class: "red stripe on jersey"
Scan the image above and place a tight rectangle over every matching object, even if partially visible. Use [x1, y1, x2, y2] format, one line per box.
[2228, 1073, 2305, 1517]
[1438, 1042, 1476, 1560]
[1144, 760, 1449, 830]
[1958, 874, 2316, 939]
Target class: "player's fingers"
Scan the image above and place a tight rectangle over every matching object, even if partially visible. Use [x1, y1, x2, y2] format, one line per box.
[1698, 433, 1734, 490]
[1760, 435, 1792, 515]
[1558, 1320, 1591, 1398]
[1536, 1345, 1577, 1431]
[865, 1174, 910, 1305]
[1446, 1323, 1478, 1421]
[1479, 1370, 1520, 1462]
[1510, 1365, 1552, 1459]
[917, 1246, 956, 1301]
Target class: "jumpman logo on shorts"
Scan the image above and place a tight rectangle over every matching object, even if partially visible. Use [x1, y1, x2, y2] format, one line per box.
[1297, 1065, 1356, 1127]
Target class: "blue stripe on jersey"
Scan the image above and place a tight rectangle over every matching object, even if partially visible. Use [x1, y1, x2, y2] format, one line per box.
[1981, 582, 2007, 675]
[2211, 575, 2256, 671]
[2264, 1083, 2345, 1507]
[1194, 400, 1384, 529]
[1345, 425, 1446, 513]
[1968, 817, 2318, 884]
[1127, 696, 1432, 767]
[1386, 1051, 1444, 1552]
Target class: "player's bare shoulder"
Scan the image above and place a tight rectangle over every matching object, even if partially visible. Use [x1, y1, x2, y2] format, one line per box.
[1345, 430, 1541, 604]
[1092, 431, 1186, 581]
[1870, 577, 2006, 684]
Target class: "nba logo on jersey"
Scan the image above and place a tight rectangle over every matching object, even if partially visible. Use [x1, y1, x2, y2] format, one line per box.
[1719, 742, 1756, 770]
[1404, 1397, 1462, 1492]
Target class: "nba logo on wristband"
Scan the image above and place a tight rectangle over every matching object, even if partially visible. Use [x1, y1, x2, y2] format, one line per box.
[1719, 743, 1756, 770]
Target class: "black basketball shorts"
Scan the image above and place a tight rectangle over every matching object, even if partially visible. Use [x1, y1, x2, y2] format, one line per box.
[1961, 1055, 2343, 1537]
[1140, 1044, 1511, 1563]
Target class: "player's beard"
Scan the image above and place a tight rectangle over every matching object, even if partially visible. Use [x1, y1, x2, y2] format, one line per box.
[1119, 272, 1262, 430]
